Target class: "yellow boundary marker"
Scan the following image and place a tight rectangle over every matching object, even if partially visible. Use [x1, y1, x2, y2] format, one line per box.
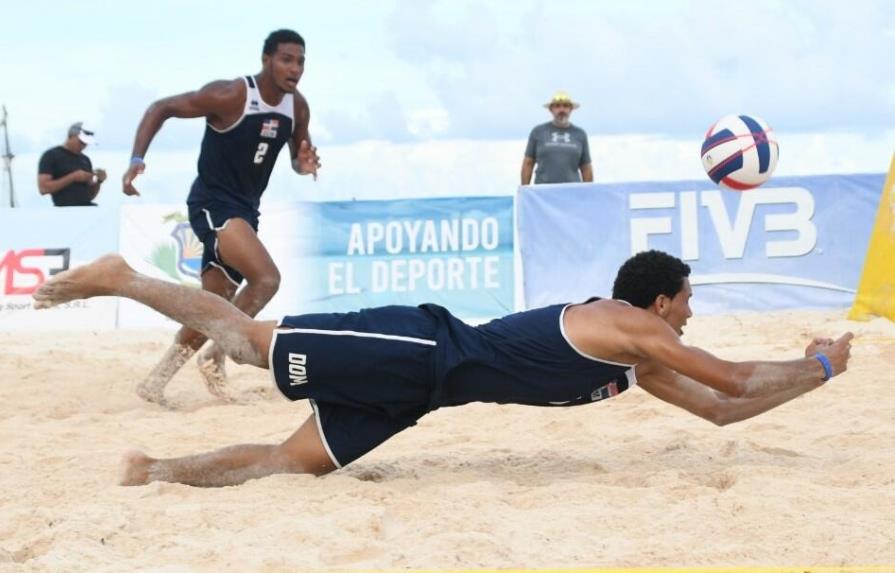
[850, 152, 895, 321]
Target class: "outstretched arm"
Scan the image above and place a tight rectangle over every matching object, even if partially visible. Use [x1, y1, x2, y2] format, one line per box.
[122, 79, 242, 196]
[621, 310, 852, 398]
[636, 362, 823, 426]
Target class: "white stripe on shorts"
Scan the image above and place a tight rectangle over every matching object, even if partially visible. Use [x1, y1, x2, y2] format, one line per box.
[276, 328, 437, 346]
[309, 399, 343, 469]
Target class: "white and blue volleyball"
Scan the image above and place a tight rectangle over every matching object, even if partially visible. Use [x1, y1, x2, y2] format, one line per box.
[701, 114, 779, 190]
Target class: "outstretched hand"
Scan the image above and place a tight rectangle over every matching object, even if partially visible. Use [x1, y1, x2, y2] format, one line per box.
[808, 332, 853, 378]
[805, 336, 834, 356]
[122, 162, 145, 196]
[296, 140, 321, 180]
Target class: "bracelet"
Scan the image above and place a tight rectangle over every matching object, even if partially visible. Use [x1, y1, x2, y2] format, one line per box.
[130, 156, 145, 165]
[814, 352, 833, 382]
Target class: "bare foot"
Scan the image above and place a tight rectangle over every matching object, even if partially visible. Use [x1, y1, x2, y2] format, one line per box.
[32, 254, 130, 309]
[119, 449, 155, 486]
[135, 376, 171, 407]
[197, 347, 235, 402]
[136, 343, 196, 406]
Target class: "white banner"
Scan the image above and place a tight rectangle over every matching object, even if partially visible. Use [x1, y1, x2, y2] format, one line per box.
[0, 208, 119, 331]
[117, 202, 315, 328]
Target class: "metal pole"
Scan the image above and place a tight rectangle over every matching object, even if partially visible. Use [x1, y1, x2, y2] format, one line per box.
[1, 105, 16, 208]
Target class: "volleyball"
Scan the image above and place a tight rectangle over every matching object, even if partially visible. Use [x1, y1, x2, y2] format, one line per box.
[701, 114, 779, 190]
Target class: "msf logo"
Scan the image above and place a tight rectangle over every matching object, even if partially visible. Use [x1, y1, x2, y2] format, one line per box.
[0, 248, 70, 295]
[629, 188, 817, 259]
[287, 352, 309, 386]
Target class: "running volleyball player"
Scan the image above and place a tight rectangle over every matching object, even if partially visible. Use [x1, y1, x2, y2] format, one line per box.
[33, 250, 853, 487]
[121, 29, 321, 405]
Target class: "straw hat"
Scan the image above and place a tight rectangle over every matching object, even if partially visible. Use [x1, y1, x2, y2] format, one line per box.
[543, 91, 580, 109]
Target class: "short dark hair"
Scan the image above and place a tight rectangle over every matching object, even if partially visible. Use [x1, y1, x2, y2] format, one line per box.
[263, 29, 305, 56]
[612, 250, 691, 309]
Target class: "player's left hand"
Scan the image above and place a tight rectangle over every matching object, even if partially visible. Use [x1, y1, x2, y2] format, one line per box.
[295, 139, 321, 180]
[94, 168, 107, 184]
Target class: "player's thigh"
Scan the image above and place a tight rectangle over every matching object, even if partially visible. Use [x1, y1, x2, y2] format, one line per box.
[201, 263, 239, 300]
[247, 320, 278, 368]
[297, 401, 420, 471]
[215, 218, 279, 283]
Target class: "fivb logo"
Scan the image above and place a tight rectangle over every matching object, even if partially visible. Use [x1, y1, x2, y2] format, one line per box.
[628, 187, 816, 260]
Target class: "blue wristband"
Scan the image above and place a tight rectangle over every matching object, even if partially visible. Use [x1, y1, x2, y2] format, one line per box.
[814, 352, 833, 382]
[130, 156, 145, 165]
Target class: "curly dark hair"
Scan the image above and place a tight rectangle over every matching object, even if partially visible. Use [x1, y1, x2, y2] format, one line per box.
[611, 250, 691, 309]
[263, 29, 305, 56]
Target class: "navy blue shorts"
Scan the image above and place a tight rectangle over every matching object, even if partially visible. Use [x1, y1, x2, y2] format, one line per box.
[190, 206, 258, 286]
[188, 204, 258, 287]
[269, 306, 441, 468]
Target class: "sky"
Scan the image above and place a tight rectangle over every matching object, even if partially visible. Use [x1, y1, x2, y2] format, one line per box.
[1, 0, 894, 207]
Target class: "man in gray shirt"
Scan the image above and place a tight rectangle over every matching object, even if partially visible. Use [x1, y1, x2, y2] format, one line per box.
[521, 91, 593, 185]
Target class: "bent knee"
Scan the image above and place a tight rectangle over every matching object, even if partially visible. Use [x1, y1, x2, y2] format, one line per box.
[273, 444, 335, 477]
[248, 272, 281, 300]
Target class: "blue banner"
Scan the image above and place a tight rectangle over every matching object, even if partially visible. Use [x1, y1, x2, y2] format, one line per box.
[518, 175, 883, 313]
[296, 197, 515, 319]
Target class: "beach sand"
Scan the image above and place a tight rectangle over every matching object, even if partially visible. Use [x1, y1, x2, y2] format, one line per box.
[1, 308, 894, 571]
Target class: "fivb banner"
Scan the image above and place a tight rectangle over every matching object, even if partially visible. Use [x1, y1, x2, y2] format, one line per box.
[301, 197, 514, 319]
[0, 207, 119, 330]
[518, 175, 883, 313]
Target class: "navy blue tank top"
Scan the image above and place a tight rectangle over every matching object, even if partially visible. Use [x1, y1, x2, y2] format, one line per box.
[187, 75, 294, 214]
[427, 302, 637, 409]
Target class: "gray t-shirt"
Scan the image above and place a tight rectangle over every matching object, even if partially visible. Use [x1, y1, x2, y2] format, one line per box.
[524, 122, 591, 184]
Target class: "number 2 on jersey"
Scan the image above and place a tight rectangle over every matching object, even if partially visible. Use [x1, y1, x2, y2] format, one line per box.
[253, 142, 269, 164]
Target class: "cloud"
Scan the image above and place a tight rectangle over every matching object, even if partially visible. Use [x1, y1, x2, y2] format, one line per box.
[95, 84, 205, 152]
[383, 0, 895, 140]
[9, 128, 894, 210]
[318, 91, 415, 143]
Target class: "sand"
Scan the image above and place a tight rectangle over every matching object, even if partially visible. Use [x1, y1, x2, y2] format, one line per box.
[1, 308, 894, 571]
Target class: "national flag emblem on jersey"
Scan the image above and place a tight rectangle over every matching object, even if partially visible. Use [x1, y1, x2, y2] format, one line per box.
[590, 381, 620, 402]
[260, 118, 279, 139]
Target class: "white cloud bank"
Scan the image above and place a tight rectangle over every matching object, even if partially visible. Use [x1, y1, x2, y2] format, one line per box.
[4, 130, 893, 210]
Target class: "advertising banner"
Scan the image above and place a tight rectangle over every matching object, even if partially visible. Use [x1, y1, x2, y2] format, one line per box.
[298, 197, 515, 320]
[0, 207, 119, 330]
[117, 202, 316, 328]
[518, 175, 882, 313]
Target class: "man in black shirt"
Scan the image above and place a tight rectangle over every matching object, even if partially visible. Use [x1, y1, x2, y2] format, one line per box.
[37, 122, 106, 206]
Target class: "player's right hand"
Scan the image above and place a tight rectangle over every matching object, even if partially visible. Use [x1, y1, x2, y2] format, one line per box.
[817, 332, 853, 378]
[122, 162, 145, 196]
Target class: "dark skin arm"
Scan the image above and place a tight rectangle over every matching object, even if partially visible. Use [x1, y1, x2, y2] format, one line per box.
[565, 300, 852, 399]
[580, 163, 593, 183]
[38, 171, 94, 196]
[287, 90, 320, 179]
[635, 337, 837, 425]
[521, 156, 535, 185]
[122, 79, 244, 196]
